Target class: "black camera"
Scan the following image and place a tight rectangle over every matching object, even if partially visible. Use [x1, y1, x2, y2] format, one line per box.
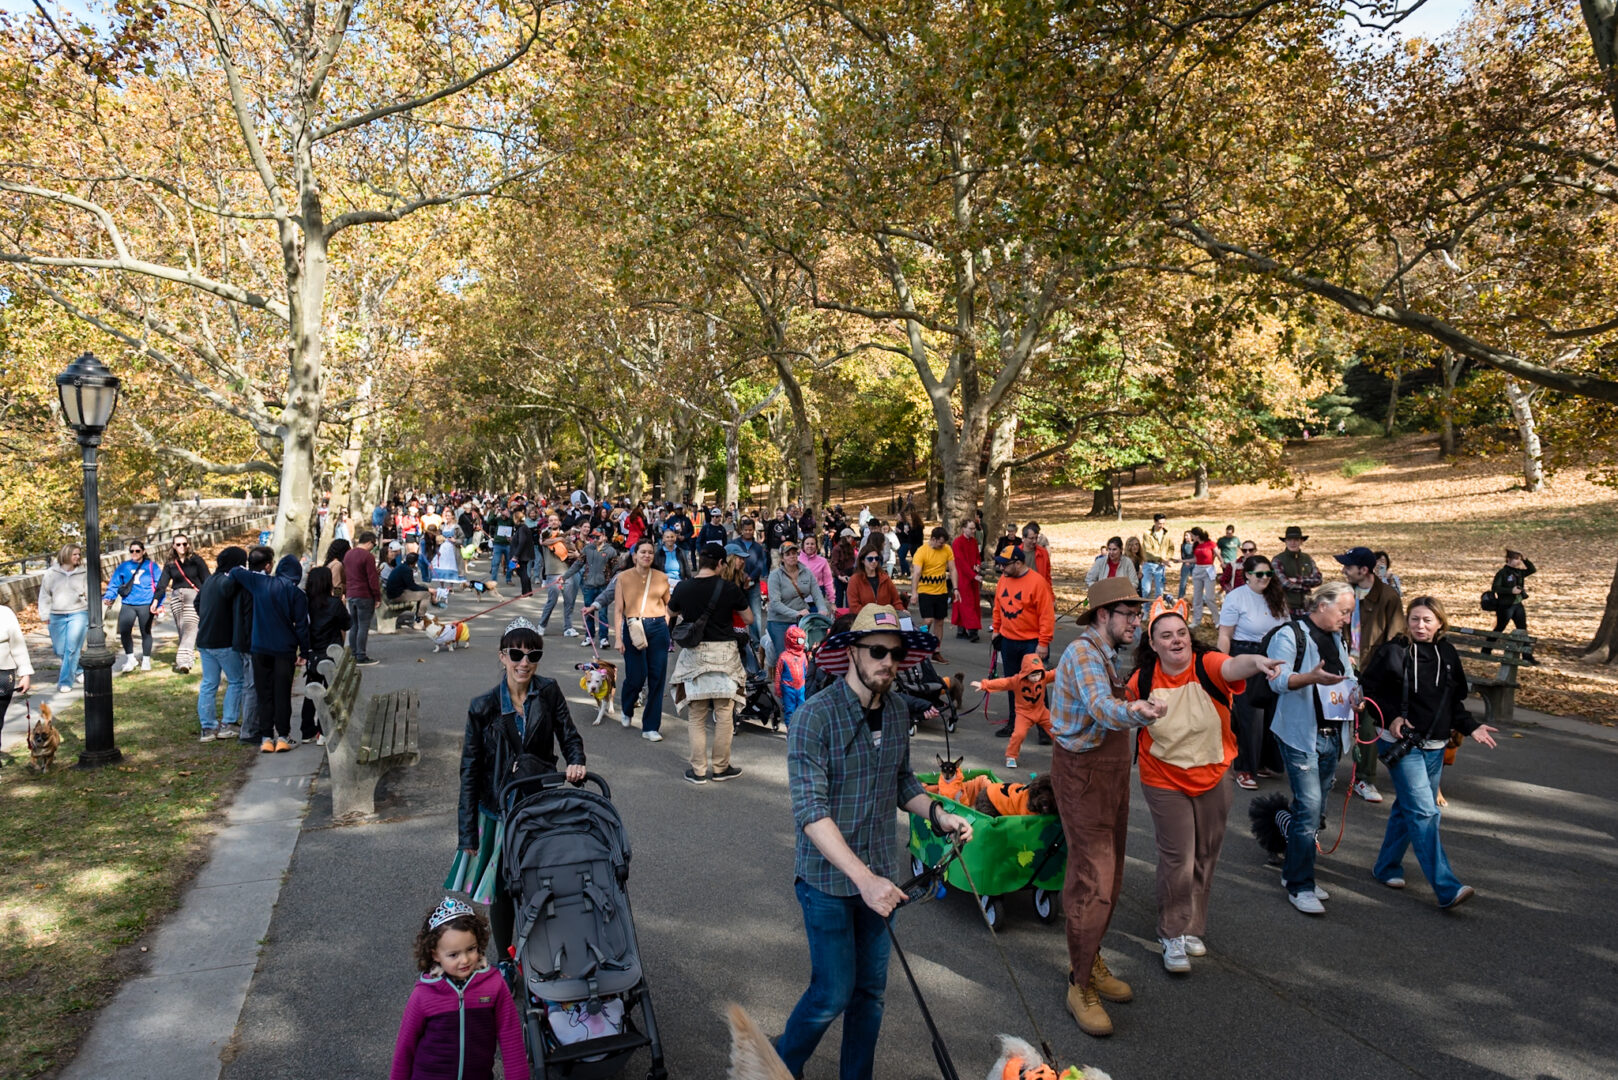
[1378, 728, 1423, 767]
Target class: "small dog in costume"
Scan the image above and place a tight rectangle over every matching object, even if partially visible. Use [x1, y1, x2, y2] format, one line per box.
[972, 774, 1058, 818]
[575, 660, 619, 725]
[973, 652, 1056, 769]
[988, 1034, 1113, 1080]
[29, 703, 62, 772]
[930, 754, 967, 801]
[774, 625, 810, 725]
[418, 613, 470, 652]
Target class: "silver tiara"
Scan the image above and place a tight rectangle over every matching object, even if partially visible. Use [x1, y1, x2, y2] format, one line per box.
[428, 896, 476, 931]
[504, 616, 541, 636]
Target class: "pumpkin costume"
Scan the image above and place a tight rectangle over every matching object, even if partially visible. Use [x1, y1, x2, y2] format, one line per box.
[978, 652, 1056, 759]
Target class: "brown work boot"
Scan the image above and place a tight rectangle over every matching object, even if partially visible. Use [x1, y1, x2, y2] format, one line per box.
[1091, 953, 1133, 1003]
[1066, 979, 1113, 1037]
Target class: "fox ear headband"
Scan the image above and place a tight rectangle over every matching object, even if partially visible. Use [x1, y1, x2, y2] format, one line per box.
[1146, 597, 1190, 632]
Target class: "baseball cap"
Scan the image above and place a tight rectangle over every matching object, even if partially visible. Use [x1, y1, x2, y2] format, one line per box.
[1334, 546, 1377, 569]
[388, 540, 402, 551]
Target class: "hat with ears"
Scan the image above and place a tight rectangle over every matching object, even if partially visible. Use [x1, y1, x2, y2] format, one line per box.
[815, 605, 938, 676]
[1077, 577, 1146, 624]
[1280, 526, 1309, 542]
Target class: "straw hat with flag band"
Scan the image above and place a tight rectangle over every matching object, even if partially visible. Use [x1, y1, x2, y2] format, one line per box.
[814, 604, 939, 676]
[1075, 577, 1147, 624]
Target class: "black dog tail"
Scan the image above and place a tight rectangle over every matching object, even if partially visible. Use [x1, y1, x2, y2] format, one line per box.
[1249, 792, 1292, 855]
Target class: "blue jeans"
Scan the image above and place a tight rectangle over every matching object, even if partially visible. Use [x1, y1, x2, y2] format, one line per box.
[581, 584, 603, 640]
[998, 637, 1040, 724]
[1140, 562, 1166, 601]
[620, 617, 669, 733]
[539, 574, 575, 631]
[1280, 729, 1343, 895]
[767, 619, 796, 662]
[1374, 745, 1464, 904]
[776, 880, 891, 1080]
[490, 541, 511, 582]
[1177, 563, 1192, 599]
[49, 611, 88, 688]
[347, 598, 375, 660]
[198, 647, 244, 731]
[746, 585, 764, 646]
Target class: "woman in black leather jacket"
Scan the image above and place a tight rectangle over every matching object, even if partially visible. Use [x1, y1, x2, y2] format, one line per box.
[448, 617, 586, 957]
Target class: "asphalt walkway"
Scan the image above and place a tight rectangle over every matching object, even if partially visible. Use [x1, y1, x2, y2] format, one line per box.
[48, 570, 1618, 1080]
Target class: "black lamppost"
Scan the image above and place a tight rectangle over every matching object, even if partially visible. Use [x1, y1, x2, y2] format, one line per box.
[56, 352, 123, 768]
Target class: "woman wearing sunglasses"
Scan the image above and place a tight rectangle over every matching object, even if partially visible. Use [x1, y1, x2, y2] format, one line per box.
[845, 547, 901, 616]
[1217, 554, 1290, 789]
[102, 541, 163, 673]
[155, 534, 211, 674]
[451, 616, 587, 961]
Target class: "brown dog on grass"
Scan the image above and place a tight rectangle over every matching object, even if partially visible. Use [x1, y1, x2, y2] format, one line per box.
[29, 703, 62, 772]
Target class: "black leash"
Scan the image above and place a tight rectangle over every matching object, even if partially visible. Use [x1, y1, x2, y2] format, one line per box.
[890, 836, 967, 1080]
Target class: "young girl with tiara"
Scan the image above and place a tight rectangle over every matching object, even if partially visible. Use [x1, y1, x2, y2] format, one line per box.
[390, 896, 529, 1080]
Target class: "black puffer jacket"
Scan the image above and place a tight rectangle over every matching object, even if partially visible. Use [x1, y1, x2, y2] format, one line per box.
[1361, 635, 1479, 744]
[458, 678, 586, 848]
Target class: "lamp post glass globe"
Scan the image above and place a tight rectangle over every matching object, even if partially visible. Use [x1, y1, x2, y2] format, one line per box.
[57, 351, 123, 767]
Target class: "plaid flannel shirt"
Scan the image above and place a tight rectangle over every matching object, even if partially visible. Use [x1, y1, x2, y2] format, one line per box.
[787, 677, 926, 897]
[1049, 626, 1150, 753]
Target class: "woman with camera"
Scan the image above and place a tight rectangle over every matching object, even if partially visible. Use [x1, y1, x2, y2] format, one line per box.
[1360, 596, 1498, 909]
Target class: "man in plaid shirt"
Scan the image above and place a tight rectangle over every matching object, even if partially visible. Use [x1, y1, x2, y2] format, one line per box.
[781, 605, 972, 1079]
[1049, 578, 1166, 1038]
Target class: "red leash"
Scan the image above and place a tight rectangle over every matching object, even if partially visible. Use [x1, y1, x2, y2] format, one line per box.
[1316, 697, 1386, 856]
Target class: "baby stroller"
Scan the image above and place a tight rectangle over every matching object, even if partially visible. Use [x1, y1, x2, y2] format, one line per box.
[734, 668, 784, 733]
[894, 656, 963, 737]
[500, 773, 667, 1080]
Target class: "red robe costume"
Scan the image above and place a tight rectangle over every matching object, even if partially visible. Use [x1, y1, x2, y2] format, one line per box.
[950, 535, 983, 631]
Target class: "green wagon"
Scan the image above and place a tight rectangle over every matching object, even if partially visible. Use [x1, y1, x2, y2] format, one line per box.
[909, 768, 1067, 929]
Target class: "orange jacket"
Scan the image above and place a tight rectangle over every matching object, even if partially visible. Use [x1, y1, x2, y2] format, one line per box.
[991, 570, 1055, 646]
[978, 652, 1055, 724]
[847, 570, 901, 614]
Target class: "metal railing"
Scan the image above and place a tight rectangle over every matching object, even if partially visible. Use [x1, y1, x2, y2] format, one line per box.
[0, 503, 273, 579]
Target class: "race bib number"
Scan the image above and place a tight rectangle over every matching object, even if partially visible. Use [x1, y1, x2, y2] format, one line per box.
[1316, 681, 1355, 725]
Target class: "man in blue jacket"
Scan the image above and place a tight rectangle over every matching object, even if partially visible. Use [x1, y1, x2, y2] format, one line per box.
[227, 550, 311, 753]
[730, 520, 770, 651]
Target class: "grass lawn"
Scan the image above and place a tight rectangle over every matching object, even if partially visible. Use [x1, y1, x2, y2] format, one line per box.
[0, 645, 254, 1079]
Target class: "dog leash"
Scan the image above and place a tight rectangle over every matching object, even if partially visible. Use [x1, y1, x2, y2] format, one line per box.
[954, 852, 1058, 1068]
[1315, 698, 1385, 856]
[890, 836, 969, 1080]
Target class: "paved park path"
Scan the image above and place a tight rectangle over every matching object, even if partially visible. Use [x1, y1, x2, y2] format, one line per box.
[46, 569, 1618, 1080]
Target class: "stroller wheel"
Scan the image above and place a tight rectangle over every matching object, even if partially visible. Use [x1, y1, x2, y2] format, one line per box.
[907, 720, 918, 737]
[912, 855, 926, 878]
[978, 894, 1005, 929]
[1033, 888, 1056, 922]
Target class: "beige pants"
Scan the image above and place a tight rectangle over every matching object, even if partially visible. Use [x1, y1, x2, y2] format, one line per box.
[687, 697, 735, 776]
[1140, 778, 1234, 940]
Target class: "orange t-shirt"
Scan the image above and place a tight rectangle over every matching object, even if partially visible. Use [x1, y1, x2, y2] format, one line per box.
[1127, 652, 1244, 796]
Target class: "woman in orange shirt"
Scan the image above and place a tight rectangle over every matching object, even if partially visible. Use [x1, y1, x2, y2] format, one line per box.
[1127, 599, 1282, 974]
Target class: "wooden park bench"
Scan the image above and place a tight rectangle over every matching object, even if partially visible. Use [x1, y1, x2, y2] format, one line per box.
[307, 644, 421, 817]
[373, 593, 418, 635]
[1448, 627, 1537, 725]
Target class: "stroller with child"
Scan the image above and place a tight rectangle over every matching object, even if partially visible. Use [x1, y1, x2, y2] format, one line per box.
[500, 773, 668, 1080]
[894, 655, 964, 737]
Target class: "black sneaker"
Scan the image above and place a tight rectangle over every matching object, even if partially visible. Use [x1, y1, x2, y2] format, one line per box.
[683, 768, 709, 785]
[356, 656, 380, 666]
[711, 765, 743, 782]
[994, 722, 1014, 738]
[1037, 728, 1053, 745]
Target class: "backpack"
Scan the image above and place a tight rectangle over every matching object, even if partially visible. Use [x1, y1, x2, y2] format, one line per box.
[1479, 589, 1499, 612]
[1136, 650, 1231, 712]
[1246, 620, 1308, 707]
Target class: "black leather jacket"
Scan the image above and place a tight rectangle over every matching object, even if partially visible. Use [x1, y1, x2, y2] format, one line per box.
[458, 678, 586, 848]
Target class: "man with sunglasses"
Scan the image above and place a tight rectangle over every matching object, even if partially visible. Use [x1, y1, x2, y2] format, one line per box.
[780, 605, 972, 1078]
[1048, 577, 1168, 1037]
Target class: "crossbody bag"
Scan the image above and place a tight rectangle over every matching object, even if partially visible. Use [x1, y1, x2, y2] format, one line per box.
[625, 571, 652, 650]
[671, 578, 725, 648]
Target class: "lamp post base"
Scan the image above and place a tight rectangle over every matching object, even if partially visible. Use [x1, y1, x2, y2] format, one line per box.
[76, 746, 125, 768]
[76, 637, 120, 768]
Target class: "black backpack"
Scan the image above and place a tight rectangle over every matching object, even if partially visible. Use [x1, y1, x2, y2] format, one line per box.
[1136, 649, 1232, 711]
[1244, 621, 1308, 707]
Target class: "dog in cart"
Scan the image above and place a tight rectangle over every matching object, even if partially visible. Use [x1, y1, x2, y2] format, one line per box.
[499, 772, 667, 1080]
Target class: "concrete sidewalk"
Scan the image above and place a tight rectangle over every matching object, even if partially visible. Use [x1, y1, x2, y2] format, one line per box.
[59, 743, 323, 1080]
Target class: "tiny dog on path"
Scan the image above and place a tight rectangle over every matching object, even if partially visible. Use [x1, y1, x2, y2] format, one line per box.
[721, 1005, 1113, 1080]
[419, 613, 471, 653]
[575, 660, 619, 725]
[29, 703, 62, 772]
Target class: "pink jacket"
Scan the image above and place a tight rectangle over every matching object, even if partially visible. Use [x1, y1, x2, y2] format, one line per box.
[391, 965, 528, 1080]
[798, 551, 835, 607]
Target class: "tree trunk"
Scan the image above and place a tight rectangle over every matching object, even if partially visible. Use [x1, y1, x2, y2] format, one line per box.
[363, 448, 384, 513]
[626, 426, 645, 504]
[1384, 361, 1402, 437]
[724, 424, 741, 510]
[1438, 353, 1463, 458]
[337, 375, 371, 517]
[1088, 482, 1117, 517]
[1193, 461, 1209, 499]
[1584, 556, 1618, 663]
[982, 408, 1017, 554]
[1502, 377, 1544, 493]
[821, 435, 835, 506]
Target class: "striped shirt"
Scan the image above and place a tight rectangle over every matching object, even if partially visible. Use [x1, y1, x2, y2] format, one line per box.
[788, 678, 926, 896]
[1049, 626, 1153, 753]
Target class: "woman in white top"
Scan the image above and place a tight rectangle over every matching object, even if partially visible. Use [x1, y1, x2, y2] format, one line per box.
[38, 543, 89, 693]
[0, 601, 34, 740]
[1218, 554, 1290, 789]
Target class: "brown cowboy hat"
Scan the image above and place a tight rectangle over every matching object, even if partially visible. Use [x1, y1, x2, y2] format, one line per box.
[1076, 577, 1146, 624]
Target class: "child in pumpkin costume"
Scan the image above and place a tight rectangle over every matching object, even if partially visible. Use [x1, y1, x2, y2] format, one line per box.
[974, 652, 1056, 769]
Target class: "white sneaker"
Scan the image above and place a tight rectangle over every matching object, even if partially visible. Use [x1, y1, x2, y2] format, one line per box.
[620, 711, 632, 729]
[563, 628, 580, 637]
[1289, 891, 1326, 915]
[75, 672, 84, 684]
[1160, 936, 1191, 973]
[599, 636, 611, 647]
[1183, 935, 1207, 957]
[1353, 780, 1383, 803]
[642, 730, 663, 743]
[1005, 756, 1018, 769]
[139, 656, 152, 672]
[200, 731, 217, 742]
[119, 654, 137, 673]
[1280, 875, 1329, 901]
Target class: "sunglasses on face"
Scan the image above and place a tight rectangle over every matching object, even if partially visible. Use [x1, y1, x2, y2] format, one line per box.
[504, 648, 543, 663]
[129, 549, 144, 555]
[854, 643, 908, 662]
[1240, 546, 1255, 553]
[863, 555, 880, 562]
[1248, 570, 1273, 578]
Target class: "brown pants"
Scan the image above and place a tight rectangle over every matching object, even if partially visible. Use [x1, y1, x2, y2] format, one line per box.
[1140, 778, 1234, 940]
[686, 696, 735, 775]
[1051, 730, 1132, 982]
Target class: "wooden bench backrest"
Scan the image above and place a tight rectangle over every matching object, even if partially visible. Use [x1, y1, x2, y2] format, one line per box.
[313, 643, 363, 737]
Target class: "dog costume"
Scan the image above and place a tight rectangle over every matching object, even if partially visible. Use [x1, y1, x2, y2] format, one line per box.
[977, 652, 1056, 760]
[774, 624, 809, 724]
[989, 1035, 1112, 1080]
[421, 615, 470, 652]
[576, 661, 619, 726]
